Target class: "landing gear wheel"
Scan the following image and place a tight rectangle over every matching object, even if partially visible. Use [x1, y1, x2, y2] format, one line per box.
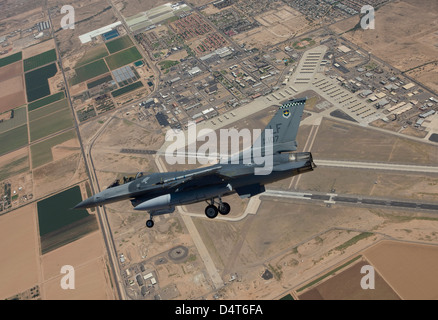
[218, 202, 231, 215]
[205, 205, 218, 219]
[146, 219, 154, 228]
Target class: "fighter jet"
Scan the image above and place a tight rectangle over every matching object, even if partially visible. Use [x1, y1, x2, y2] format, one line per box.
[75, 98, 316, 228]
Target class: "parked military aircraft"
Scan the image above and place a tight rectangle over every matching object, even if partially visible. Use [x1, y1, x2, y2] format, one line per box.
[75, 98, 316, 227]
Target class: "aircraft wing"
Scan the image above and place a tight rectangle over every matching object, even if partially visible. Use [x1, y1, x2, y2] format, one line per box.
[155, 166, 226, 189]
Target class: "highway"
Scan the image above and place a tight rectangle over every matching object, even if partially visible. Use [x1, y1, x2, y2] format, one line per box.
[47, 8, 125, 299]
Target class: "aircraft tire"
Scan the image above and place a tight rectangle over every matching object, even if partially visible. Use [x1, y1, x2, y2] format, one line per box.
[205, 205, 218, 219]
[218, 202, 231, 215]
[146, 219, 154, 228]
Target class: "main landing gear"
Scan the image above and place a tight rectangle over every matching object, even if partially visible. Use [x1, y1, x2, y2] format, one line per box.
[205, 197, 231, 219]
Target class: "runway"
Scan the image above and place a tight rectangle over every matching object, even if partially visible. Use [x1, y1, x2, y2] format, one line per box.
[315, 159, 438, 174]
[263, 189, 438, 211]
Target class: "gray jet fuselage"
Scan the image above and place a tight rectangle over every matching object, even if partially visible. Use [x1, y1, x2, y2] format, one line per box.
[75, 152, 315, 210]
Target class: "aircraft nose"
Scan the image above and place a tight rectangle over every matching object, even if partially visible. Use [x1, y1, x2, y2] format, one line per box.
[74, 195, 96, 209]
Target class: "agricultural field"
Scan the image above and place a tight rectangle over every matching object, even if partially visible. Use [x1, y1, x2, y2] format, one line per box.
[75, 44, 109, 68]
[29, 107, 74, 142]
[87, 74, 113, 90]
[111, 81, 144, 97]
[0, 205, 39, 300]
[0, 51, 22, 68]
[24, 63, 58, 102]
[0, 61, 26, 113]
[105, 35, 134, 54]
[363, 241, 438, 300]
[298, 259, 400, 300]
[30, 129, 78, 168]
[0, 106, 27, 134]
[28, 99, 69, 122]
[28, 92, 65, 112]
[71, 59, 109, 85]
[0, 148, 29, 182]
[105, 46, 142, 70]
[23, 49, 57, 72]
[37, 185, 98, 254]
[0, 125, 29, 156]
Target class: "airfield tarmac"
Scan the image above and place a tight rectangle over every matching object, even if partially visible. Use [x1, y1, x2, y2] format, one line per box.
[1, 0, 437, 301]
[86, 101, 438, 300]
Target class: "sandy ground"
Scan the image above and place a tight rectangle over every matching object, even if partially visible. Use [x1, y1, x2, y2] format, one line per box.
[234, 5, 312, 48]
[332, 0, 438, 72]
[363, 240, 438, 300]
[32, 152, 86, 198]
[51, 138, 81, 162]
[0, 204, 40, 299]
[405, 62, 438, 93]
[22, 39, 56, 60]
[40, 231, 114, 299]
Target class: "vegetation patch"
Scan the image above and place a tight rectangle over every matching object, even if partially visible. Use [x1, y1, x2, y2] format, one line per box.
[105, 35, 134, 54]
[0, 51, 22, 68]
[111, 81, 143, 97]
[158, 60, 179, 70]
[71, 59, 109, 85]
[25, 63, 58, 102]
[75, 44, 109, 68]
[30, 129, 77, 168]
[37, 185, 98, 254]
[105, 47, 143, 70]
[28, 99, 69, 122]
[29, 108, 74, 142]
[0, 125, 28, 156]
[23, 49, 57, 72]
[28, 92, 65, 112]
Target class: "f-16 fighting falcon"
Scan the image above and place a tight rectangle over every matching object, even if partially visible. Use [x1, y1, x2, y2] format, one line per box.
[75, 98, 316, 228]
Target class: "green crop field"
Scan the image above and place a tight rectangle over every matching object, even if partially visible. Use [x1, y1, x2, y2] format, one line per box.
[105, 46, 142, 70]
[111, 81, 144, 97]
[0, 106, 27, 134]
[37, 185, 98, 254]
[29, 108, 74, 142]
[87, 74, 113, 89]
[23, 49, 57, 72]
[105, 35, 134, 54]
[25, 63, 58, 102]
[0, 51, 22, 68]
[28, 91, 65, 112]
[70, 59, 109, 85]
[75, 44, 109, 68]
[30, 129, 77, 168]
[0, 124, 28, 156]
[28, 99, 69, 122]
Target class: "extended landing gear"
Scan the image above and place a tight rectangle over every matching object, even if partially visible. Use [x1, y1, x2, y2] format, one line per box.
[204, 197, 230, 219]
[145, 207, 175, 228]
[146, 219, 154, 228]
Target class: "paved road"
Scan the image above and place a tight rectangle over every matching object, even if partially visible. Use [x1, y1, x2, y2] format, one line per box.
[154, 156, 225, 290]
[315, 159, 438, 174]
[263, 189, 438, 212]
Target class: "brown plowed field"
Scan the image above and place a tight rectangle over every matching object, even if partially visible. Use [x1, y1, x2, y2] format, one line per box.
[0, 61, 25, 113]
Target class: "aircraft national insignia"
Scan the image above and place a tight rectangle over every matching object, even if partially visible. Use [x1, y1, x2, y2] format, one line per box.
[283, 110, 290, 118]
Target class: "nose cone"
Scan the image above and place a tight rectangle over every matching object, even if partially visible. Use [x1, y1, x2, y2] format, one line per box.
[74, 195, 97, 209]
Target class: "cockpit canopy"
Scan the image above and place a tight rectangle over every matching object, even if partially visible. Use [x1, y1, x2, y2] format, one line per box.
[107, 172, 145, 189]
